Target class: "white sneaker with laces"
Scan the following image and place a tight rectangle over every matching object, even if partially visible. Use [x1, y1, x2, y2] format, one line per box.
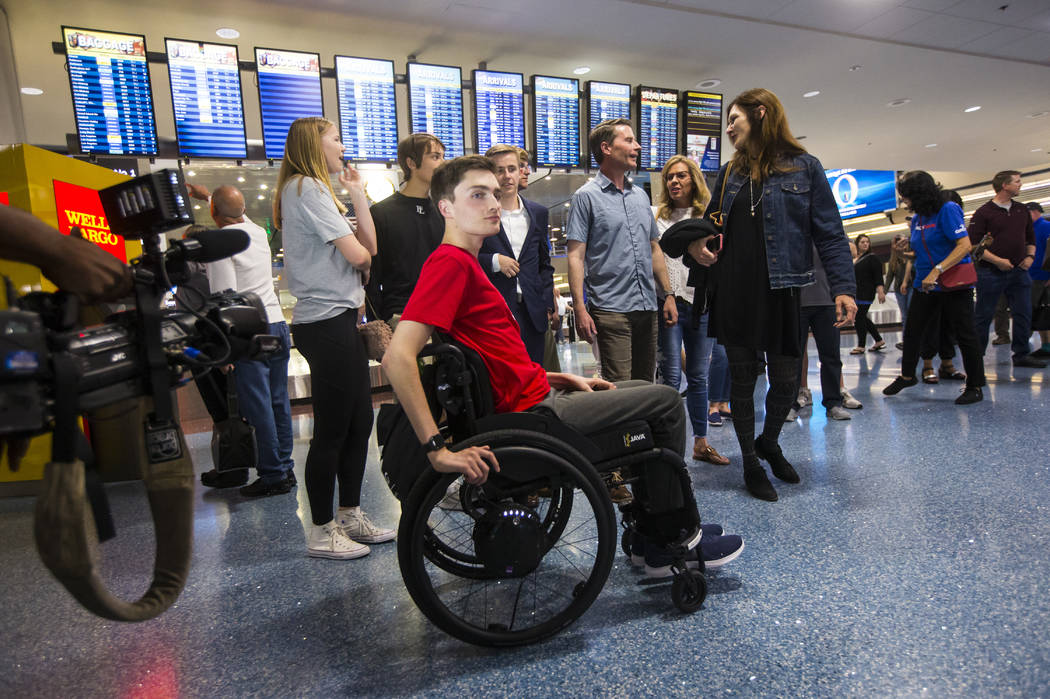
[308, 522, 370, 560]
[841, 389, 863, 409]
[338, 509, 396, 544]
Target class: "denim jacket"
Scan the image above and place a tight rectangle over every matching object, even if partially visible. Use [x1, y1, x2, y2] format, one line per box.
[703, 153, 857, 299]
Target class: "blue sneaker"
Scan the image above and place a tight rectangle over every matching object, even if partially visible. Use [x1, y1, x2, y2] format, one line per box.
[701, 534, 744, 569]
[707, 411, 723, 427]
[629, 524, 725, 567]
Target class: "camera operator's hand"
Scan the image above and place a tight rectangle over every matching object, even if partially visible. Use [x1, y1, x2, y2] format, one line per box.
[186, 183, 211, 201]
[0, 205, 132, 303]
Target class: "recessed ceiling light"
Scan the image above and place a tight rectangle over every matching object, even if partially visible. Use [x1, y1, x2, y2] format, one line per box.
[193, 204, 201, 210]
[20, 87, 43, 95]
[573, 66, 591, 75]
[964, 105, 981, 113]
[1027, 111, 1049, 119]
[887, 98, 911, 108]
[695, 79, 721, 89]
[803, 91, 820, 98]
[259, 183, 268, 190]
[187, 170, 196, 177]
[849, 65, 862, 72]
[237, 176, 245, 183]
[257, 194, 265, 200]
[925, 143, 938, 148]
[1032, 148, 1044, 152]
[216, 27, 240, 39]
[341, 189, 348, 195]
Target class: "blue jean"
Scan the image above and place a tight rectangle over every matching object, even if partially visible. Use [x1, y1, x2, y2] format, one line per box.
[233, 321, 294, 485]
[894, 289, 911, 328]
[974, 265, 1032, 358]
[708, 342, 730, 404]
[657, 299, 714, 437]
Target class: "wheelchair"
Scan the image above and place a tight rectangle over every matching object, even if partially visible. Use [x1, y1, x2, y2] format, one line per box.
[392, 341, 708, 647]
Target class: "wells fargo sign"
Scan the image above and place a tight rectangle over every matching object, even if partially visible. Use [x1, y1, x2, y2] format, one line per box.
[0, 192, 8, 205]
[52, 179, 127, 263]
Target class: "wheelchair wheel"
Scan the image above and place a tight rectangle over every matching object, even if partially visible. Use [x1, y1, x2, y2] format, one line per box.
[671, 569, 707, 613]
[398, 429, 617, 647]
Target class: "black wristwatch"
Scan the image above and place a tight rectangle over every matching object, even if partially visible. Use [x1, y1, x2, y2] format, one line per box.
[422, 434, 445, 453]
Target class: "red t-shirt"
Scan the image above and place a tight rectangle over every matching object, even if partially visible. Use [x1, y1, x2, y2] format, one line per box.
[401, 244, 550, 413]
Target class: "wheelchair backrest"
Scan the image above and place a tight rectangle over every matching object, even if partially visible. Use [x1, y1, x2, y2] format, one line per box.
[419, 334, 495, 440]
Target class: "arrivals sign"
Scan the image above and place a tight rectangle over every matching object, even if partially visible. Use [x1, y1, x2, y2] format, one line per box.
[52, 179, 127, 262]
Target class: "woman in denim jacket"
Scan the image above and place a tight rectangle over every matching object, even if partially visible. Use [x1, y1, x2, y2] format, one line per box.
[686, 88, 857, 501]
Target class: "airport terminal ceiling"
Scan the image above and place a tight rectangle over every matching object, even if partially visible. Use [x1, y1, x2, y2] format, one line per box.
[3, 0, 1050, 175]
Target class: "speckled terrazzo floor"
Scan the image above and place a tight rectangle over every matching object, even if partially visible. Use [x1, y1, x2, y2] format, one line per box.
[1, 331, 1048, 697]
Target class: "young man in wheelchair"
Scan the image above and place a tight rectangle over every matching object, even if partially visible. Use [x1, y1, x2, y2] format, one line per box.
[383, 155, 744, 575]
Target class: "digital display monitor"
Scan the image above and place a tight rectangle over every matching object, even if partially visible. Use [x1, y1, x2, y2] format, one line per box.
[62, 27, 159, 156]
[682, 91, 722, 173]
[473, 69, 525, 155]
[255, 47, 323, 160]
[636, 85, 678, 172]
[531, 75, 580, 168]
[407, 63, 465, 158]
[165, 39, 247, 159]
[335, 56, 398, 163]
[587, 81, 631, 167]
[825, 169, 898, 220]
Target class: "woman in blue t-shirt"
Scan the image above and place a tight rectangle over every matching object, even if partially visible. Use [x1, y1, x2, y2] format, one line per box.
[883, 171, 985, 404]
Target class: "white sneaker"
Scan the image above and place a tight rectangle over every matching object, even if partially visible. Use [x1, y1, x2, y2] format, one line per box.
[841, 389, 863, 409]
[785, 407, 799, 422]
[308, 522, 370, 560]
[438, 479, 463, 510]
[338, 509, 396, 544]
[797, 387, 812, 407]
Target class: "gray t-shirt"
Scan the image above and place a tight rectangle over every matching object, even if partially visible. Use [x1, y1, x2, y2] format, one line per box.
[800, 244, 833, 307]
[280, 176, 365, 324]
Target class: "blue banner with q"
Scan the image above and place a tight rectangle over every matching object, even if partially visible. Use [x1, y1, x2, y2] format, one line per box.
[825, 169, 897, 220]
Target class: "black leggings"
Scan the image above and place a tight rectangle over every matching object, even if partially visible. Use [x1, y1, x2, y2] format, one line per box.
[726, 347, 799, 465]
[854, 303, 882, 347]
[292, 309, 374, 525]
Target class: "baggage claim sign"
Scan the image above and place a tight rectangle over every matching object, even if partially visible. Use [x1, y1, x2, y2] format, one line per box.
[52, 179, 128, 262]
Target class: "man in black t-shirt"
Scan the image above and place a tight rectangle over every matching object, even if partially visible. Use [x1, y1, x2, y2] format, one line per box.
[365, 133, 446, 324]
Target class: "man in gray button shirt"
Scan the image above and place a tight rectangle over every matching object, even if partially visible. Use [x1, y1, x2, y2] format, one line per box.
[567, 118, 676, 382]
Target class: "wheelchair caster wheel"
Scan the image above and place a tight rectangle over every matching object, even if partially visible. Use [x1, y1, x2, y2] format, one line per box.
[671, 569, 707, 613]
[621, 529, 631, 557]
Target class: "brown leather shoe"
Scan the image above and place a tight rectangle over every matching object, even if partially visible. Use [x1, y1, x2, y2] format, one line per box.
[693, 442, 730, 465]
[606, 471, 633, 504]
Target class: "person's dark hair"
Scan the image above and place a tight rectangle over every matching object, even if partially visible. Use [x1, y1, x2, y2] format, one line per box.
[398, 133, 445, 181]
[727, 88, 807, 182]
[855, 234, 870, 252]
[991, 170, 1021, 193]
[941, 189, 964, 208]
[1026, 201, 1045, 214]
[429, 155, 497, 208]
[589, 118, 633, 166]
[897, 170, 945, 218]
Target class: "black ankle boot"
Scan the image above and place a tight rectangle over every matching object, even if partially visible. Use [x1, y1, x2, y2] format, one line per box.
[754, 436, 800, 483]
[744, 463, 778, 501]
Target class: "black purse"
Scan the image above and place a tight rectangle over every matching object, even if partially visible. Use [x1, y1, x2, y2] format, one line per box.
[1033, 285, 1050, 332]
[210, 379, 258, 472]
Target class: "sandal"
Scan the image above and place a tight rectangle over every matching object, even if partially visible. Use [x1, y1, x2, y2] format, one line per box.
[868, 341, 886, 352]
[938, 367, 966, 381]
[850, 347, 865, 355]
[693, 443, 730, 465]
[921, 368, 939, 384]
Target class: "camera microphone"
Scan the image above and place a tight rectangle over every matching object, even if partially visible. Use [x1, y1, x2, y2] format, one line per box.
[172, 228, 250, 264]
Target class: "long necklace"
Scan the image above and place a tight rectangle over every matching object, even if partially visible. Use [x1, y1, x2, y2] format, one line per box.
[749, 176, 763, 217]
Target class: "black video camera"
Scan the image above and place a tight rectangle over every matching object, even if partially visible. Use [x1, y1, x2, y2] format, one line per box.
[0, 169, 276, 462]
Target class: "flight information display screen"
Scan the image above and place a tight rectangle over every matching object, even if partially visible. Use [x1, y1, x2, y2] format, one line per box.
[255, 47, 323, 160]
[335, 56, 398, 163]
[531, 75, 579, 168]
[165, 39, 247, 159]
[587, 80, 631, 167]
[473, 69, 525, 155]
[636, 85, 678, 172]
[63, 27, 159, 156]
[407, 63, 465, 158]
[683, 91, 722, 172]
